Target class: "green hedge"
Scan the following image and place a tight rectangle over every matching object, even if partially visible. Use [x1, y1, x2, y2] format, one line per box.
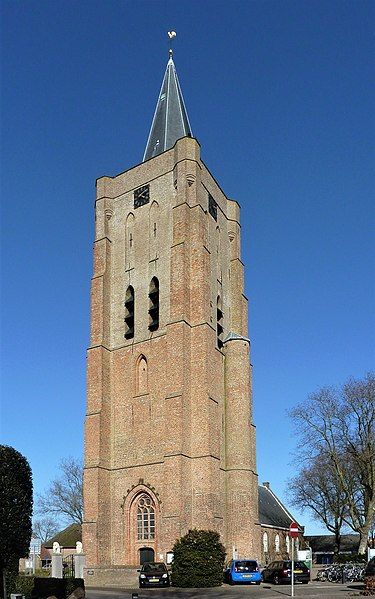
[30, 577, 84, 599]
[65, 578, 85, 597]
[6, 574, 34, 599]
[6, 575, 85, 599]
[171, 529, 226, 587]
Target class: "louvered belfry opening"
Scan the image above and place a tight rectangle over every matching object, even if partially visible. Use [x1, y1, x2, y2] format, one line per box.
[217, 295, 224, 349]
[148, 277, 159, 332]
[124, 285, 135, 339]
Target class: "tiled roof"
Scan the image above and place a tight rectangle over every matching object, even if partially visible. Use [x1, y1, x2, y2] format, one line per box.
[305, 534, 360, 553]
[44, 523, 82, 548]
[258, 484, 302, 530]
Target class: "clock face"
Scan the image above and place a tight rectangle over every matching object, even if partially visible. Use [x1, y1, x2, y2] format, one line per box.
[134, 184, 150, 209]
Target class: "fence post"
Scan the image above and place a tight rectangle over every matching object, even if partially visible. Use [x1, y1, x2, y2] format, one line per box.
[51, 554, 63, 579]
[74, 554, 86, 579]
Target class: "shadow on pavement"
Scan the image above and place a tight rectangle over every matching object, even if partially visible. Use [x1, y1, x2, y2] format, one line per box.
[88, 584, 302, 598]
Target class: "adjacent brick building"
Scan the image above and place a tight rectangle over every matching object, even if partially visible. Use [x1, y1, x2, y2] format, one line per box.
[258, 482, 304, 564]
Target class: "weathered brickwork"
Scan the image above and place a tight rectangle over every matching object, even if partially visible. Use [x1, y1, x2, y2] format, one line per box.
[83, 137, 261, 582]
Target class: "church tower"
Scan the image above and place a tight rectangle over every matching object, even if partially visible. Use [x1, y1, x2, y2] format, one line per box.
[83, 48, 260, 584]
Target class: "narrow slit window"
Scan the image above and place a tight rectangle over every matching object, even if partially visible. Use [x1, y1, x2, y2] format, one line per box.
[217, 295, 224, 349]
[148, 277, 159, 332]
[124, 286, 135, 339]
[208, 193, 218, 221]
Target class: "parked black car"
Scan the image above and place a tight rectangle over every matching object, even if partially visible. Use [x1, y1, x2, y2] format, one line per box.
[138, 562, 170, 588]
[262, 560, 310, 584]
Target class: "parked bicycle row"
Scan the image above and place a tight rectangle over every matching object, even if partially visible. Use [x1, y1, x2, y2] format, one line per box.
[316, 562, 365, 583]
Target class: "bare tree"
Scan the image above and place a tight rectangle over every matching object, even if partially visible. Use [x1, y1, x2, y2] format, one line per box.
[338, 375, 375, 551]
[288, 458, 347, 555]
[32, 517, 60, 543]
[37, 457, 83, 524]
[289, 372, 375, 554]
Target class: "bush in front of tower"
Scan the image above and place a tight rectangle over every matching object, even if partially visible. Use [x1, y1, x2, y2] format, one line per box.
[171, 529, 226, 587]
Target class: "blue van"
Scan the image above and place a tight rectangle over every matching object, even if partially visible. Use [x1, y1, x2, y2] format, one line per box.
[224, 559, 262, 585]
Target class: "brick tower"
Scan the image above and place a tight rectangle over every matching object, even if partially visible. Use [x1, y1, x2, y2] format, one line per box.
[83, 49, 260, 584]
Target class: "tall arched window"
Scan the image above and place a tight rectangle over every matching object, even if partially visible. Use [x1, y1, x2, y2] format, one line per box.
[125, 213, 135, 267]
[263, 532, 268, 553]
[275, 534, 280, 553]
[217, 295, 224, 349]
[148, 277, 159, 332]
[286, 535, 290, 555]
[149, 201, 159, 260]
[136, 355, 148, 395]
[136, 494, 155, 540]
[124, 286, 135, 339]
[215, 226, 221, 281]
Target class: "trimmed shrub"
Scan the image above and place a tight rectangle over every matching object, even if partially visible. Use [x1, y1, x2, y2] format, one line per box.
[65, 578, 85, 598]
[12, 576, 34, 599]
[6, 575, 34, 599]
[34, 569, 50, 577]
[30, 577, 85, 599]
[171, 529, 226, 587]
[31, 578, 65, 599]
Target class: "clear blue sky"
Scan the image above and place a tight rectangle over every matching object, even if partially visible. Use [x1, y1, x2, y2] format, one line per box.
[1, 0, 374, 536]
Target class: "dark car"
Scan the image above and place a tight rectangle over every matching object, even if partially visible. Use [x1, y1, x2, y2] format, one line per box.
[224, 559, 262, 585]
[262, 560, 310, 585]
[365, 557, 375, 577]
[138, 562, 170, 588]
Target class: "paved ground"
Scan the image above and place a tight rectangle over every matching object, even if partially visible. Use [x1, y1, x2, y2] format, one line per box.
[86, 581, 364, 599]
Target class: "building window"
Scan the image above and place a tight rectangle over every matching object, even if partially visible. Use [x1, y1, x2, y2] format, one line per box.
[149, 201, 159, 255]
[124, 286, 135, 339]
[286, 535, 290, 555]
[136, 355, 148, 395]
[208, 193, 217, 221]
[148, 277, 159, 332]
[275, 534, 280, 553]
[215, 226, 221, 281]
[136, 494, 155, 540]
[125, 212, 135, 266]
[217, 295, 224, 349]
[263, 532, 268, 553]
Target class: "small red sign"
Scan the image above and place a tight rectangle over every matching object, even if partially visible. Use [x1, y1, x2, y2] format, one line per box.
[289, 522, 299, 538]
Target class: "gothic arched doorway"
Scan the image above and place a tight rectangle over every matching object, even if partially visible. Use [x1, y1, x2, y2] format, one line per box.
[139, 547, 155, 565]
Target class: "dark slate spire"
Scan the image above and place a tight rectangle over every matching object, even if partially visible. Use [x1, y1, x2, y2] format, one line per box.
[143, 51, 192, 162]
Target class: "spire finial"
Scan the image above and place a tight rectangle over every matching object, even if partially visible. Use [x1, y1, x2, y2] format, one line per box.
[168, 31, 176, 59]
